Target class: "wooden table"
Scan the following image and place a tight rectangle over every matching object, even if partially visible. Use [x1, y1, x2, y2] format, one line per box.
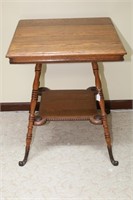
[6, 18, 126, 166]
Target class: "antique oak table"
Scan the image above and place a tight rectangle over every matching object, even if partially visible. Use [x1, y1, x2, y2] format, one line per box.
[6, 18, 126, 166]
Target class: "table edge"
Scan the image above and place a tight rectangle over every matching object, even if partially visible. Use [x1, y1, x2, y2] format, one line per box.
[7, 54, 126, 64]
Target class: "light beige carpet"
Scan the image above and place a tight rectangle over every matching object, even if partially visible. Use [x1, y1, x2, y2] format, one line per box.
[1, 110, 133, 200]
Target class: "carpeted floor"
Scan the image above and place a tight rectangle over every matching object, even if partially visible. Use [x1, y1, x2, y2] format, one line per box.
[0, 110, 133, 200]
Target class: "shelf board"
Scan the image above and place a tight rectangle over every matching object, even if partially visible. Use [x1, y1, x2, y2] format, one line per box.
[34, 87, 102, 125]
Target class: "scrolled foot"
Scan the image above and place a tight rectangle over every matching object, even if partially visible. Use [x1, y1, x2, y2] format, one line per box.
[18, 159, 27, 167]
[18, 147, 30, 167]
[110, 159, 119, 166]
[107, 146, 119, 166]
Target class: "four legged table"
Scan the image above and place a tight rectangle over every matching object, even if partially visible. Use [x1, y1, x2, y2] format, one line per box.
[6, 18, 126, 166]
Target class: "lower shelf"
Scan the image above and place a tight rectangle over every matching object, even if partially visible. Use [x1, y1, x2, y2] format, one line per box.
[34, 87, 102, 126]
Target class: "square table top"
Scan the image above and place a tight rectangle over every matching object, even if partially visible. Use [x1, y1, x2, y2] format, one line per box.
[6, 17, 126, 64]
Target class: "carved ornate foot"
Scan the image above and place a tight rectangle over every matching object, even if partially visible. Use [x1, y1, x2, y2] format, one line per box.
[18, 147, 30, 166]
[107, 146, 119, 166]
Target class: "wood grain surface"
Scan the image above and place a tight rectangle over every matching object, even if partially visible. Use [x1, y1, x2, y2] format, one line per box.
[6, 18, 126, 63]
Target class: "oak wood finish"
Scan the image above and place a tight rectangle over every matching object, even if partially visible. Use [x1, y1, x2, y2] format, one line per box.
[6, 18, 126, 63]
[19, 63, 42, 166]
[92, 62, 118, 165]
[6, 18, 127, 166]
[34, 87, 102, 126]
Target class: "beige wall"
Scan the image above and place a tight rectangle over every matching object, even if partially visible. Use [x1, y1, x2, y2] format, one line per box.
[1, 1, 133, 102]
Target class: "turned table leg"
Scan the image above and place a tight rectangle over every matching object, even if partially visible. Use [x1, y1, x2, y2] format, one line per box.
[92, 62, 118, 166]
[19, 63, 42, 166]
